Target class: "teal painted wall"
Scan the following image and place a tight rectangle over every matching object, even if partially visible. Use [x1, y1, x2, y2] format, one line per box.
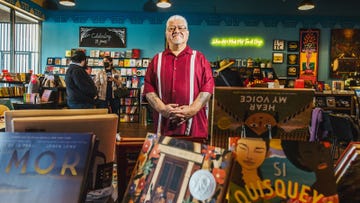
[41, 13, 345, 84]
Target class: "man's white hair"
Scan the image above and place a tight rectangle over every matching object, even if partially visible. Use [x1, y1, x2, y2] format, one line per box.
[166, 15, 188, 29]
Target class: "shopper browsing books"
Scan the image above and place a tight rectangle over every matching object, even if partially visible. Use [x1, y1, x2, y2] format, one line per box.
[94, 56, 122, 115]
[65, 50, 97, 109]
[143, 15, 215, 137]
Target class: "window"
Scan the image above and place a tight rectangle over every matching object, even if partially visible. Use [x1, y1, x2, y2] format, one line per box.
[0, 3, 41, 74]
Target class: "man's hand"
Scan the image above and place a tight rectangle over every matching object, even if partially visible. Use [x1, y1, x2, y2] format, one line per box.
[169, 105, 195, 126]
[160, 103, 179, 118]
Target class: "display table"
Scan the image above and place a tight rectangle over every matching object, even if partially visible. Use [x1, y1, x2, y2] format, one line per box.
[12, 101, 59, 109]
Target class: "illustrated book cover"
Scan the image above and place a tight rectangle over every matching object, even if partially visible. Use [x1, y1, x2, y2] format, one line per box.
[122, 133, 234, 203]
[0, 132, 96, 203]
[210, 87, 315, 149]
[227, 137, 339, 203]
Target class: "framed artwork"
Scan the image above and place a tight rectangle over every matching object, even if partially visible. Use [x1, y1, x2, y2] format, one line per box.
[287, 41, 299, 52]
[287, 54, 299, 65]
[272, 52, 284, 64]
[287, 66, 298, 77]
[330, 29, 360, 78]
[273, 39, 285, 51]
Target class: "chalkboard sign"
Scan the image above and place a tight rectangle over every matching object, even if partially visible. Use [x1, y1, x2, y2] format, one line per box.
[79, 27, 126, 48]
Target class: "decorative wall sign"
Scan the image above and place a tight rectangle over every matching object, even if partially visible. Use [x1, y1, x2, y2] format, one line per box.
[330, 29, 360, 78]
[287, 53, 299, 65]
[299, 29, 320, 83]
[272, 52, 284, 64]
[79, 27, 126, 48]
[273, 39, 285, 51]
[287, 41, 299, 52]
[210, 37, 265, 47]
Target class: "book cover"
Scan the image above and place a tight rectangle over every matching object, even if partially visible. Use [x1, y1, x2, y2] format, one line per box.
[334, 142, 360, 183]
[54, 58, 61, 65]
[135, 59, 142, 67]
[0, 132, 95, 203]
[40, 89, 52, 102]
[124, 59, 131, 67]
[129, 59, 136, 67]
[210, 87, 315, 149]
[227, 137, 339, 203]
[335, 142, 360, 202]
[118, 59, 125, 67]
[122, 133, 233, 203]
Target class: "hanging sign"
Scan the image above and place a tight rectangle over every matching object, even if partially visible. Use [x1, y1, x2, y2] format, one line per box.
[79, 27, 126, 48]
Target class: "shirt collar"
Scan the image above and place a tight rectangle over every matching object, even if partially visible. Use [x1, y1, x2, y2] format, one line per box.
[164, 45, 193, 57]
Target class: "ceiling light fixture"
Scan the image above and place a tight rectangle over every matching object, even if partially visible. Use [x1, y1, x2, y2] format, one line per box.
[156, 0, 171, 8]
[59, 0, 75, 7]
[298, 0, 315, 11]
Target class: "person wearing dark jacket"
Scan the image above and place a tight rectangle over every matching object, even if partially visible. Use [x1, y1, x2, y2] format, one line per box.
[65, 50, 97, 109]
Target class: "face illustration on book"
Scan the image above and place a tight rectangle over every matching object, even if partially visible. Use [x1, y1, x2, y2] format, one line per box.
[236, 138, 268, 169]
[235, 138, 269, 185]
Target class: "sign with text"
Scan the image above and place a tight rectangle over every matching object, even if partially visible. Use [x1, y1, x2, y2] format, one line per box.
[79, 27, 126, 48]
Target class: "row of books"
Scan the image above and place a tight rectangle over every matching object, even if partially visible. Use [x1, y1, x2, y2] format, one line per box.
[88, 58, 150, 68]
[65, 49, 141, 59]
[47, 57, 150, 68]
[0, 86, 26, 97]
[119, 114, 139, 123]
[121, 79, 141, 91]
[123, 133, 345, 203]
[45, 66, 147, 78]
[120, 97, 139, 106]
[120, 106, 138, 114]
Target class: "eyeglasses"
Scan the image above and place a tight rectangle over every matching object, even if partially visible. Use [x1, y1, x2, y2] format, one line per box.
[167, 26, 187, 32]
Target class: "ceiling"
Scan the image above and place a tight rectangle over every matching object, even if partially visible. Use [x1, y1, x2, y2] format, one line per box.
[44, 0, 360, 18]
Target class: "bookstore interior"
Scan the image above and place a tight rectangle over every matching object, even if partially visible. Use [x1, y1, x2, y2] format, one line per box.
[1, 0, 360, 202]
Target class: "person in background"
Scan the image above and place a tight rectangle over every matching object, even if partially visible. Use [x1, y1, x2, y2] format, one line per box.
[143, 15, 215, 138]
[94, 56, 122, 115]
[65, 50, 97, 109]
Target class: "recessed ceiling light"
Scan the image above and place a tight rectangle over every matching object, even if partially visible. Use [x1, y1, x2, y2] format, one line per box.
[298, 0, 315, 11]
[59, 0, 75, 7]
[157, 0, 171, 8]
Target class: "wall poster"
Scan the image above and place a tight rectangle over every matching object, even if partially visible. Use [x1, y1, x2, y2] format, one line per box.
[299, 29, 320, 83]
[79, 27, 126, 48]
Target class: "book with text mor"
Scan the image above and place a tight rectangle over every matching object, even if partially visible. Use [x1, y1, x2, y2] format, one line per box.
[122, 133, 234, 203]
[227, 137, 339, 203]
[0, 132, 96, 203]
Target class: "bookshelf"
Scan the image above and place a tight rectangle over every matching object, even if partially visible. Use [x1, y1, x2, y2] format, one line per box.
[314, 91, 355, 115]
[0, 80, 27, 99]
[45, 48, 149, 123]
